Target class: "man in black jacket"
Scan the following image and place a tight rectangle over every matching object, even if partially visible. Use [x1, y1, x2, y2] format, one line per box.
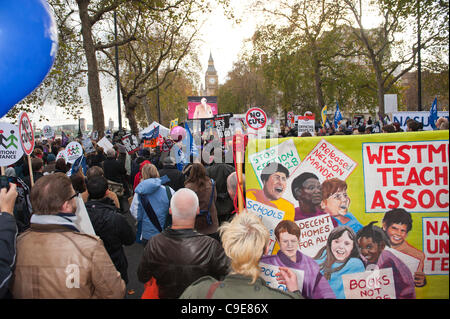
[137, 188, 230, 299]
[158, 157, 185, 191]
[85, 176, 135, 284]
[206, 160, 235, 224]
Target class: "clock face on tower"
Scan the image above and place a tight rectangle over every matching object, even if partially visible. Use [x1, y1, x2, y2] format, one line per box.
[209, 77, 216, 84]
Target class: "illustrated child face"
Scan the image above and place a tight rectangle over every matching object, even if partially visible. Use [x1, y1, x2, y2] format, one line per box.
[295, 178, 321, 206]
[278, 231, 299, 261]
[383, 223, 408, 247]
[358, 237, 384, 264]
[263, 172, 287, 201]
[331, 230, 354, 262]
[321, 189, 350, 216]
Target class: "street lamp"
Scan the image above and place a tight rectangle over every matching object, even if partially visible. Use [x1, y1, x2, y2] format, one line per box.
[114, 10, 122, 131]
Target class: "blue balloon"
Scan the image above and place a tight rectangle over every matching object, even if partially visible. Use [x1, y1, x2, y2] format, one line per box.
[0, 0, 58, 117]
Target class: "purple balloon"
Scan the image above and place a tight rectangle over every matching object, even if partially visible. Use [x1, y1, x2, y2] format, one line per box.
[0, 0, 58, 117]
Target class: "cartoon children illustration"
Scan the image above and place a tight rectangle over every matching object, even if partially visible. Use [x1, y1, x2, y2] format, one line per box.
[6, 130, 19, 149]
[382, 208, 427, 288]
[320, 178, 363, 233]
[260, 220, 336, 299]
[313, 226, 365, 299]
[356, 221, 416, 299]
[291, 172, 326, 221]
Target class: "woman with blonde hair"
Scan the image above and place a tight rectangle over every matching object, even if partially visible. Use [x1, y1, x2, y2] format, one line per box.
[180, 212, 303, 299]
[130, 163, 174, 245]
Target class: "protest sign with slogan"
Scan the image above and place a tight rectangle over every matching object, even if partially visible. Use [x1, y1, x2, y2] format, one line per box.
[245, 130, 449, 299]
[287, 111, 295, 128]
[121, 134, 139, 154]
[97, 136, 114, 153]
[422, 217, 449, 275]
[18, 112, 35, 156]
[342, 268, 396, 299]
[81, 137, 95, 154]
[259, 262, 305, 294]
[295, 214, 334, 257]
[0, 122, 23, 166]
[65, 141, 83, 164]
[42, 125, 54, 139]
[297, 115, 315, 136]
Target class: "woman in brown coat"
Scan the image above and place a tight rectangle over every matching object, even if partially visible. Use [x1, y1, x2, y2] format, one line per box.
[184, 163, 219, 236]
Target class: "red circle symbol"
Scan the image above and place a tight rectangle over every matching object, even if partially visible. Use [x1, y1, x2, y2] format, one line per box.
[18, 112, 35, 155]
[245, 107, 267, 130]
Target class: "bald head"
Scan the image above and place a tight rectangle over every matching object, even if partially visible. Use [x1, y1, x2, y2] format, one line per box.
[170, 188, 199, 223]
[227, 172, 245, 200]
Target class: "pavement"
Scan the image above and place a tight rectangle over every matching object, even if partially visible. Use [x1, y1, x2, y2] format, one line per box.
[119, 196, 145, 299]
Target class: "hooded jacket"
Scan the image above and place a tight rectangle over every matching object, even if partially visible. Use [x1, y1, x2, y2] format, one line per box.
[133, 176, 174, 241]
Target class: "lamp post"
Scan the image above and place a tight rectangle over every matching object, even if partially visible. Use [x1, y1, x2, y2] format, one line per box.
[114, 10, 122, 131]
[417, 0, 422, 111]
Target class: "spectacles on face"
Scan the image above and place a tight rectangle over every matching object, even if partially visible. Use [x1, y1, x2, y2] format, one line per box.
[66, 192, 79, 202]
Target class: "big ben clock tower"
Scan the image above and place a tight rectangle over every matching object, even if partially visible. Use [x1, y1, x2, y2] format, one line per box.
[205, 52, 218, 96]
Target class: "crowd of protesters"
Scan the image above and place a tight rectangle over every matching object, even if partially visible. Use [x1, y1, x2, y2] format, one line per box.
[0, 115, 448, 299]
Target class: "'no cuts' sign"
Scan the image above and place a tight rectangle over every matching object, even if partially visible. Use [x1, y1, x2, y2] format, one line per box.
[18, 112, 35, 155]
[246, 107, 267, 131]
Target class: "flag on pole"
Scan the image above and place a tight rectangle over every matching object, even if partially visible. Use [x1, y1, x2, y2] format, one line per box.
[429, 97, 438, 130]
[334, 102, 343, 128]
[61, 131, 69, 147]
[170, 118, 178, 130]
[142, 126, 159, 140]
[321, 105, 328, 125]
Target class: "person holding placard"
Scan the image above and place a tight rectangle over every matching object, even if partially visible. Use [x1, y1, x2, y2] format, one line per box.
[260, 220, 336, 299]
[313, 226, 365, 299]
[382, 208, 427, 288]
[356, 221, 416, 299]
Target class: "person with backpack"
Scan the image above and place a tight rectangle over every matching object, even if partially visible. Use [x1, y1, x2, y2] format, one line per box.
[184, 163, 219, 238]
[130, 163, 174, 245]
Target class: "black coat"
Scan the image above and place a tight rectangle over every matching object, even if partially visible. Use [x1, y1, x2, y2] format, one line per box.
[158, 165, 185, 191]
[85, 197, 135, 283]
[206, 163, 235, 216]
[137, 228, 230, 299]
[103, 158, 127, 184]
[0, 213, 17, 298]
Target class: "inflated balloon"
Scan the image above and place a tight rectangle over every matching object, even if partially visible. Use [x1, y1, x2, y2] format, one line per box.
[170, 126, 186, 142]
[0, 0, 58, 117]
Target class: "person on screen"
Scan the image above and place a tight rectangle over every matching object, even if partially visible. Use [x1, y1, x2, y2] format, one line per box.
[193, 98, 213, 119]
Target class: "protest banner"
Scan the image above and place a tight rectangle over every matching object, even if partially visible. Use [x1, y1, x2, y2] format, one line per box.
[287, 111, 295, 128]
[42, 125, 54, 139]
[121, 134, 139, 154]
[259, 262, 305, 293]
[391, 111, 449, 131]
[97, 136, 114, 153]
[422, 217, 449, 275]
[297, 115, 315, 136]
[342, 268, 396, 299]
[246, 198, 285, 253]
[0, 122, 23, 167]
[65, 141, 83, 164]
[81, 137, 95, 154]
[245, 130, 449, 298]
[18, 112, 35, 185]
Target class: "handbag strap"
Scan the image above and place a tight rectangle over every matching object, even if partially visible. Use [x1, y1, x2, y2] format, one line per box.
[206, 281, 221, 299]
[139, 194, 163, 232]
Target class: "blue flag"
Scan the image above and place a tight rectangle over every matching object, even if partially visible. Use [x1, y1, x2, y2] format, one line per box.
[143, 126, 159, 140]
[334, 102, 343, 128]
[183, 122, 198, 162]
[71, 155, 87, 176]
[429, 97, 438, 130]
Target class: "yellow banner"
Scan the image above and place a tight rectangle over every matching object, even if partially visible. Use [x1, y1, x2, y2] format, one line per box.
[245, 130, 449, 299]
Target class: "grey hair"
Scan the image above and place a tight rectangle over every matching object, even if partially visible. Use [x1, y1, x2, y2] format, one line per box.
[170, 188, 199, 220]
